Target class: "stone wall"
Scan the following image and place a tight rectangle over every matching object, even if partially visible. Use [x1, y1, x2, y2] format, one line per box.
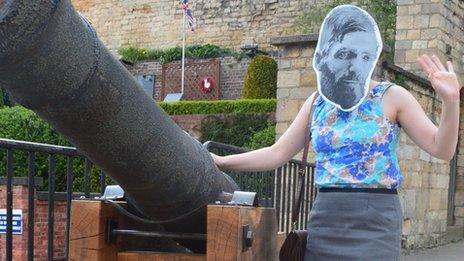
[395, 0, 464, 84]
[71, 0, 318, 53]
[395, 0, 464, 244]
[127, 56, 250, 100]
[271, 34, 463, 250]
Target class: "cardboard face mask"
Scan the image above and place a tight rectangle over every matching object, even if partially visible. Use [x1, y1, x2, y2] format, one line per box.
[313, 5, 382, 111]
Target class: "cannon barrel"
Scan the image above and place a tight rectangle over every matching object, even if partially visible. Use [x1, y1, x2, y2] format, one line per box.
[0, 0, 238, 249]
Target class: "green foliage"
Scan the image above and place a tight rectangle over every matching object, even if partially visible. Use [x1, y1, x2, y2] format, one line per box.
[243, 126, 276, 150]
[241, 55, 278, 99]
[159, 99, 276, 115]
[200, 113, 274, 148]
[293, 0, 397, 58]
[118, 44, 238, 64]
[0, 107, 111, 192]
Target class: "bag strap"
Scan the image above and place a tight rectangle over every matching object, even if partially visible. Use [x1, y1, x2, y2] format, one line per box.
[291, 92, 319, 225]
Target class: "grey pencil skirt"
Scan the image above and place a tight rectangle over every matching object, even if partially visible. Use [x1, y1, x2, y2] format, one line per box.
[304, 190, 403, 261]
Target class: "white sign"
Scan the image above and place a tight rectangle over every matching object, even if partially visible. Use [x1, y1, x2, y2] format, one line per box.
[0, 209, 23, 234]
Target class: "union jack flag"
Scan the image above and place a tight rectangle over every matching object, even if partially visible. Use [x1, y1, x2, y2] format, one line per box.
[181, 0, 195, 31]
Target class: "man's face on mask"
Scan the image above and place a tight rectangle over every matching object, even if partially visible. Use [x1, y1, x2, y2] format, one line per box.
[318, 31, 378, 110]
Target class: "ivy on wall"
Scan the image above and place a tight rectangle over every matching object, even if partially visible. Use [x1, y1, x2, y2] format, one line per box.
[118, 44, 244, 64]
[293, 0, 397, 60]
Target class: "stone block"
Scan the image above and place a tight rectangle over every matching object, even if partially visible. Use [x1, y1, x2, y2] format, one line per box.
[436, 175, 449, 189]
[409, 5, 422, 15]
[397, 0, 414, 4]
[292, 58, 308, 69]
[455, 191, 464, 206]
[278, 60, 291, 70]
[276, 100, 301, 122]
[289, 87, 311, 100]
[284, 47, 301, 59]
[396, 40, 412, 50]
[413, 15, 430, 29]
[455, 206, 464, 217]
[429, 14, 444, 27]
[406, 29, 421, 40]
[275, 122, 289, 136]
[412, 40, 428, 49]
[276, 88, 290, 99]
[403, 189, 418, 218]
[429, 189, 441, 210]
[277, 70, 300, 88]
[397, 16, 414, 30]
[405, 49, 420, 63]
[300, 71, 316, 87]
[422, 3, 442, 14]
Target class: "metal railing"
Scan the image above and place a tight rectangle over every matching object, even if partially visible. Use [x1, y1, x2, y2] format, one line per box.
[0, 138, 108, 261]
[203, 141, 317, 232]
[1, 138, 317, 261]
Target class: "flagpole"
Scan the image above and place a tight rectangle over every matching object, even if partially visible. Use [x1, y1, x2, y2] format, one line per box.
[181, 4, 186, 96]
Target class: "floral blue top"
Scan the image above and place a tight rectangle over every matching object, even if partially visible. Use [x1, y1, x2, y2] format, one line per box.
[310, 82, 403, 189]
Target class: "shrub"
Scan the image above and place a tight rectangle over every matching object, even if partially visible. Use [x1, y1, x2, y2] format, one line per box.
[118, 44, 239, 64]
[244, 125, 276, 150]
[159, 99, 276, 115]
[200, 113, 274, 148]
[0, 107, 110, 192]
[241, 55, 277, 99]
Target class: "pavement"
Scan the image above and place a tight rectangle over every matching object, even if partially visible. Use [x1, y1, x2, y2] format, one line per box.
[401, 241, 464, 261]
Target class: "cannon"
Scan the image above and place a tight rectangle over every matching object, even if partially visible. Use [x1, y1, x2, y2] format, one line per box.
[0, 0, 278, 260]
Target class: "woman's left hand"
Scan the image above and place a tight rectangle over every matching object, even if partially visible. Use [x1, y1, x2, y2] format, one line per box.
[417, 54, 461, 103]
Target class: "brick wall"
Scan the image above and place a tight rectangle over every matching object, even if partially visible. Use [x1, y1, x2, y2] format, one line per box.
[0, 180, 68, 261]
[127, 56, 250, 101]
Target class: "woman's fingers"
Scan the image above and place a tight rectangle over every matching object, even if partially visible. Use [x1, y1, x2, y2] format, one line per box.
[420, 54, 440, 73]
[430, 55, 446, 71]
[417, 56, 432, 74]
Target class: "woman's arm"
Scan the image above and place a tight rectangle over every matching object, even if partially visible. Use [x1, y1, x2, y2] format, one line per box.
[212, 92, 317, 172]
[390, 54, 461, 161]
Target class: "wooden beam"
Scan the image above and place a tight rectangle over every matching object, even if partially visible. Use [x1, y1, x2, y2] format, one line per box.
[118, 251, 206, 261]
[69, 200, 120, 261]
[207, 205, 278, 261]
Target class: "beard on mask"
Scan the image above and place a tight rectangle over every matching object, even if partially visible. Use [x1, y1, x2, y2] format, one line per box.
[319, 63, 364, 110]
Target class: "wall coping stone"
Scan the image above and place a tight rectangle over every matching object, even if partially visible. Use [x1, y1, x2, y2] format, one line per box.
[270, 33, 392, 53]
[0, 177, 43, 187]
[36, 191, 101, 201]
[382, 61, 434, 92]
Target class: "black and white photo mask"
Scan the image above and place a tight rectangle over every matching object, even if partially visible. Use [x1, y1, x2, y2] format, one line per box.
[313, 5, 382, 111]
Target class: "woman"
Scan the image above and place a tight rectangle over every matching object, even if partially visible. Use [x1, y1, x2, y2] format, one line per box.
[210, 8, 460, 261]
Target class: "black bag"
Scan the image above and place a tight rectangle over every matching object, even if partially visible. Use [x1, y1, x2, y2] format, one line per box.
[279, 93, 318, 261]
[279, 230, 308, 261]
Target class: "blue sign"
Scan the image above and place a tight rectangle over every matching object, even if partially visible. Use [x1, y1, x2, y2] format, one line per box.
[0, 209, 22, 234]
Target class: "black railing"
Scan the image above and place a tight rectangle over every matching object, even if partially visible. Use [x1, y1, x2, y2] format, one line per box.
[203, 141, 317, 232]
[0, 138, 108, 261]
[1, 138, 316, 261]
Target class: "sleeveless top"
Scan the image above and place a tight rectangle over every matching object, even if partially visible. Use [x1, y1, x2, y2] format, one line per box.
[310, 82, 403, 189]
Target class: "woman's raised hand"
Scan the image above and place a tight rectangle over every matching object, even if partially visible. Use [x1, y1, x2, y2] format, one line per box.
[417, 54, 461, 103]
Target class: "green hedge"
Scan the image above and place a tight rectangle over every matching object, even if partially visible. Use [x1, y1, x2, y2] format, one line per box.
[118, 44, 242, 64]
[159, 99, 276, 115]
[243, 126, 276, 150]
[200, 113, 274, 148]
[0, 107, 111, 192]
